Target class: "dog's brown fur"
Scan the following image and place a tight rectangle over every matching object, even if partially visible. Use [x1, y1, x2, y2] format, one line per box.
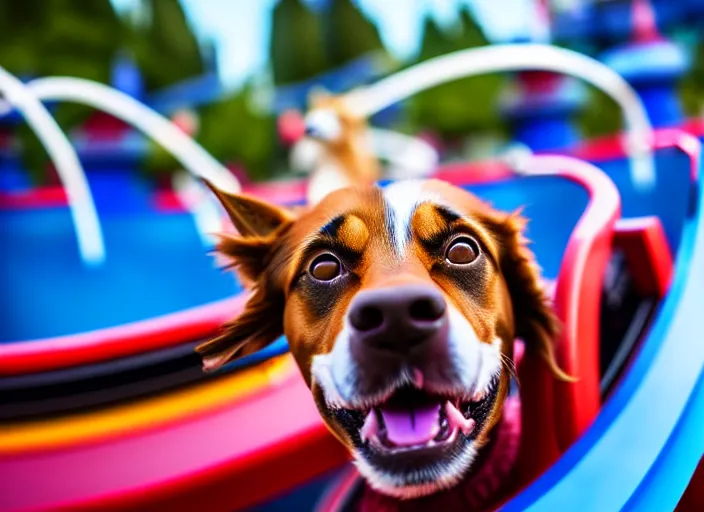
[301, 93, 380, 204]
[309, 93, 380, 184]
[196, 179, 568, 502]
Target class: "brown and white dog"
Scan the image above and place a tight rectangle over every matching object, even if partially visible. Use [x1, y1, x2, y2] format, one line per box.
[196, 179, 568, 500]
[291, 93, 380, 205]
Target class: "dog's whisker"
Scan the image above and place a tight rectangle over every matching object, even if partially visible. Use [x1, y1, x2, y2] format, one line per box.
[500, 353, 519, 387]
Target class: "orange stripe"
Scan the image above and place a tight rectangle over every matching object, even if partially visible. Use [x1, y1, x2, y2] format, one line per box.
[0, 355, 295, 454]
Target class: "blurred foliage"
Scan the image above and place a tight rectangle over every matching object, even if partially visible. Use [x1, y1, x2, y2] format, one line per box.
[129, 0, 205, 92]
[144, 84, 278, 181]
[0, 0, 203, 91]
[197, 84, 278, 181]
[271, 0, 391, 85]
[0, 0, 121, 80]
[326, 0, 386, 68]
[271, 0, 328, 85]
[4, 0, 704, 184]
[404, 8, 506, 138]
[196, 85, 277, 181]
[0, 0, 206, 183]
[576, 86, 622, 138]
[680, 38, 704, 117]
[0, 0, 124, 183]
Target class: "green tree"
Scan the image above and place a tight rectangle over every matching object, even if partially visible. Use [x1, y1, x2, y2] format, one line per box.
[196, 84, 277, 180]
[145, 84, 278, 181]
[576, 87, 622, 138]
[0, 0, 47, 75]
[128, 0, 205, 92]
[680, 38, 704, 117]
[270, 0, 328, 85]
[325, 0, 386, 68]
[405, 8, 505, 138]
[0, 0, 125, 183]
[0, 0, 121, 81]
[0, 0, 210, 183]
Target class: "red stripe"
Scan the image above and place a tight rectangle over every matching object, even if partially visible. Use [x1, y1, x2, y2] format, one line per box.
[0, 155, 632, 511]
[0, 295, 247, 376]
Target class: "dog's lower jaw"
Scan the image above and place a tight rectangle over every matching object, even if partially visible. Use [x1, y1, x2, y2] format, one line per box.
[352, 442, 479, 500]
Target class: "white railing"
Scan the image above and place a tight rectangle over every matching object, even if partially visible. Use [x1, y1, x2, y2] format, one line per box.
[0, 68, 105, 265]
[0, 73, 241, 259]
[345, 43, 656, 189]
[369, 127, 439, 179]
[0, 76, 240, 194]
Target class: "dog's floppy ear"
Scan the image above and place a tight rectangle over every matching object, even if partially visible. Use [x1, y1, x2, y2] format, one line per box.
[196, 181, 295, 372]
[202, 180, 294, 238]
[203, 180, 295, 282]
[196, 285, 284, 372]
[486, 209, 574, 382]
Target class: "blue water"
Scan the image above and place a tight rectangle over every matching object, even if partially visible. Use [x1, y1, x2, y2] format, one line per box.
[0, 205, 240, 343]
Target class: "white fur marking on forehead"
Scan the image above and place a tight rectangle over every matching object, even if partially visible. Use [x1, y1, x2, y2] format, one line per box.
[382, 179, 427, 254]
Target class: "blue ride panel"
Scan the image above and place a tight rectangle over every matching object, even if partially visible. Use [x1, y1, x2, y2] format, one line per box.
[601, 40, 689, 128]
[0, 204, 240, 342]
[502, 79, 586, 152]
[0, 156, 30, 192]
[466, 175, 589, 280]
[590, 147, 693, 253]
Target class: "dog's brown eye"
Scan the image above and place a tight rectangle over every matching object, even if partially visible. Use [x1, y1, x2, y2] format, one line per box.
[309, 254, 342, 281]
[446, 237, 479, 265]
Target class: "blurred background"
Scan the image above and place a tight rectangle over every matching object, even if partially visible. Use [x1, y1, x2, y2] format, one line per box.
[1, 0, 702, 188]
[2, 1, 704, 511]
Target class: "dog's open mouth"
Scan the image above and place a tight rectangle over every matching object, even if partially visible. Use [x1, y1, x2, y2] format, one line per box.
[340, 380, 500, 455]
[327, 374, 503, 493]
[361, 388, 472, 452]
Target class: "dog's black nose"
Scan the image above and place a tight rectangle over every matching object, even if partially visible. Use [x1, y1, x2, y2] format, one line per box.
[348, 284, 447, 355]
[304, 124, 317, 137]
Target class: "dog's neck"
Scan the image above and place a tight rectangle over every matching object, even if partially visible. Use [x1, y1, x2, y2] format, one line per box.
[307, 133, 379, 205]
[355, 397, 521, 512]
[331, 133, 379, 184]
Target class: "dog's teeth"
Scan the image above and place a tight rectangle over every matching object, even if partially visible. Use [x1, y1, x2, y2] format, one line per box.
[472, 390, 487, 402]
[436, 416, 449, 441]
[445, 401, 476, 436]
[360, 410, 380, 443]
[411, 368, 424, 389]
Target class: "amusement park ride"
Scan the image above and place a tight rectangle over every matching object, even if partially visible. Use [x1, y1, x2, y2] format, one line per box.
[0, 0, 703, 510]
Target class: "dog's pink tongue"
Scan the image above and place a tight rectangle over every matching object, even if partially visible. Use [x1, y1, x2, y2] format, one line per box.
[379, 402, 441, 446]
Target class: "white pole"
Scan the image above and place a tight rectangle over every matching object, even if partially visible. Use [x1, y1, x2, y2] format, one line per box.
[368, 127, 439, 179]
[0, 76, 241, 195]
[171, 171, 223, 249]
[344, 44, 656, 189]
[0, 68, 105, 265]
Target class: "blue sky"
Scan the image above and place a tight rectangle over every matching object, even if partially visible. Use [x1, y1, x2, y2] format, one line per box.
[110, 0, 534, 89]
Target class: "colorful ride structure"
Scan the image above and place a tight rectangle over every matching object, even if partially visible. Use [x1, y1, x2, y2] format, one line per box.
[1, 5, 703, 509]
